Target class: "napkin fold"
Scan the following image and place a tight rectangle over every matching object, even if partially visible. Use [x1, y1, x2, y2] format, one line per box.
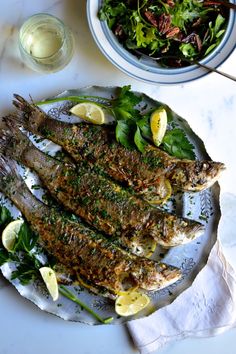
[127, 240, 236, 354]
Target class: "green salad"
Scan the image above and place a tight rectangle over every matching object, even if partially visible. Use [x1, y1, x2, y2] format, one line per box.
[99, 0, 229, 67]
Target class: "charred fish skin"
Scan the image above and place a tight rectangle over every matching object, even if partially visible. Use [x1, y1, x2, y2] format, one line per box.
[1, 123, 205, 252]
[12, 94, 225, 195]
[0, 155, 182, 295]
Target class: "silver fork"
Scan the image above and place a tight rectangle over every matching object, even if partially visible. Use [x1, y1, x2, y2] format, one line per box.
[134, 50, 236, 82]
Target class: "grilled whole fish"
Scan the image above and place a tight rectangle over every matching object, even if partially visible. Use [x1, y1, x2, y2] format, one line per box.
[0, 155, 182, 296]
[1, 122, 204, 254]
[11, 94, 225, 199]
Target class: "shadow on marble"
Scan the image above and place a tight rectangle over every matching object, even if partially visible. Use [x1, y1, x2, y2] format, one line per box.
[0, 273, 10, 289]
[219, 192, 236, 247]
[62, 0, 117, 72]
[0, 24, 42, 78]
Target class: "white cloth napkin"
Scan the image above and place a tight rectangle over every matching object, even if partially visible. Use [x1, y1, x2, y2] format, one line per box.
[127, 196, 236, 353]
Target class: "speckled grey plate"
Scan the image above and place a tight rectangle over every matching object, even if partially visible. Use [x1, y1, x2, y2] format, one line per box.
[0, 87, 221, 325]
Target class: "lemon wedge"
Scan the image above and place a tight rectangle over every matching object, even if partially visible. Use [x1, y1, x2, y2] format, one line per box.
[70, 102, 105, 124]
[115, 291, 150, 317]
[150, 107, 167, 146]
[1, 219, 24, 251]
[39, 267, 59, 301]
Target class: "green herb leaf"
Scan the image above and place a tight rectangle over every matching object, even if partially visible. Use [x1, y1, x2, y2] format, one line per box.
[115, 120, 135, 149]
[134, 126, 147, 153]
[137, 115, 152, 139]
[11, 257, 40, 285]
[0, 247, 10, 266]
[161, 128, 195, 160]
[179, 43, 197, 58]
[112, 85, 142, 121]
[0, 206, 13, 228]
[13, 223, 39, 253]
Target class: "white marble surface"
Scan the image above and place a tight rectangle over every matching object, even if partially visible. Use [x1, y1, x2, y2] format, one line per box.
[0, 1, 236, 353]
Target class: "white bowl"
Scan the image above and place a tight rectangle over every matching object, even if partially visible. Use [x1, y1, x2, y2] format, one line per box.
[87, 0, 236, 84]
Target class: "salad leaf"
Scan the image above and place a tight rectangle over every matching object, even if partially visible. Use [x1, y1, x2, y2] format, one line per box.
[161, 128, 195, 160]
[179, 43, 198, 58]
[204, 14, 226, 56]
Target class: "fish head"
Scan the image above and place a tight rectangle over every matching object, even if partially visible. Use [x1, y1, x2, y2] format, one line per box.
[150, 212, 205, 248]
[131, 259, 182, 291]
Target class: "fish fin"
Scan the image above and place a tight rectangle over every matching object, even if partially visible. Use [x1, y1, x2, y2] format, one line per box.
[0, 154, 22, 195]
[3, 113, 26, 127]
[12, 94, 47, 133]
[12, 94, 33, 113]
[0, 120, 33, 161]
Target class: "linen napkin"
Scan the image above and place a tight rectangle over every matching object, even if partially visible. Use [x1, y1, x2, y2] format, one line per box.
[127, 193, 236, 354]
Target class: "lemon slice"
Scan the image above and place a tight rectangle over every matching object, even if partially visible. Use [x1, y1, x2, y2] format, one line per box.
[148, 178, 172, 205]
[150, 107, 167, 146]
[39, 267, 59, 301]
[115, 291, 150, 317]
[70, 102, 105, 124]
[1, 219, 24, 251]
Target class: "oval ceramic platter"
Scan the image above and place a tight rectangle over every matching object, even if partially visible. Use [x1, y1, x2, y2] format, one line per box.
[0, 86, 221, 325]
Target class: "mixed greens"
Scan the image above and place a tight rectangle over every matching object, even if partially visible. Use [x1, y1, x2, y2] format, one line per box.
[99, 0, 229, 67]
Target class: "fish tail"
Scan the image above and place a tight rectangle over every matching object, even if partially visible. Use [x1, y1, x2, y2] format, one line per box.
[12, 94, 33, 114]
[0, 154, 45, 219]
[12, 94, 46, 133]
[0, 154, 23, 196]
[0, 119, 33, 162]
